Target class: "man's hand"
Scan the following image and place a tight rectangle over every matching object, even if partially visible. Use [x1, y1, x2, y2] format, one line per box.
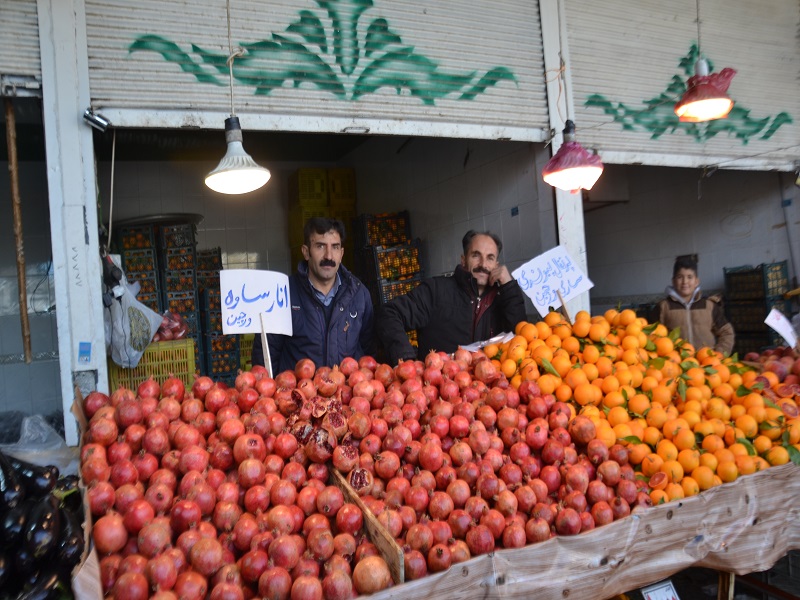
[489, 265, 513, 287]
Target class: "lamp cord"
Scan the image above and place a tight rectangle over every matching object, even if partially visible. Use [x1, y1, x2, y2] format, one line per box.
[696, 0, 702, 55]
[106, 129, 116, 250]
[226, 0, 246, 117]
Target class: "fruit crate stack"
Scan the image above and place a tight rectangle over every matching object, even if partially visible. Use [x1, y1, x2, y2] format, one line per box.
[116, 225, 161, 312]
[288, 168, 330, 269]
[200, 288, 240, 386]
[158, 223, 202, 374]
[328, 168, 357, 270]
[724, 260, 791, 356]
[197, 247, 223, 292]
[354, 211, 421, 348]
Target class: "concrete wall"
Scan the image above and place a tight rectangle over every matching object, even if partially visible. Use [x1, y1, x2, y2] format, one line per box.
[586, 165, 799, 312]
[0, 160, 61, 422]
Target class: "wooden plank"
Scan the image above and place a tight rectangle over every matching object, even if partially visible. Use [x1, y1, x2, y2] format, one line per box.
[331, 469, 405, 584]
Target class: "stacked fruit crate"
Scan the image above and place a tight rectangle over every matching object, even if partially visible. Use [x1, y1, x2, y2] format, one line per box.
[117, 225, 161, 312]
[200, 288, 240, 386]
[328, 168, 357, 270]
[197, 247, 223, 292]
[724, 261, 791, 355]
[158, 224, 202, 373]
[288, 168, 330, 269]
[354, 211, 421, 349]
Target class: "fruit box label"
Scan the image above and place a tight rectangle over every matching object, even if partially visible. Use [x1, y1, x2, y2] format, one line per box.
[641, 580, 680, 600]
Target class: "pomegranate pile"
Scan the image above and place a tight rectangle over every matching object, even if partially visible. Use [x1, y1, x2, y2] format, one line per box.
[80, 337, 796, 599]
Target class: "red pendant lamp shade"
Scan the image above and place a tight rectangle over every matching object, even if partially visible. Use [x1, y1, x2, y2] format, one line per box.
[542, 120, 604, 194]
[674, 59, 737, 122]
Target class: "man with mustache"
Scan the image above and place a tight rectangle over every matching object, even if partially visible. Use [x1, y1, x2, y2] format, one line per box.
[252, 217, 374, 375]
[378, 230, 526, 364]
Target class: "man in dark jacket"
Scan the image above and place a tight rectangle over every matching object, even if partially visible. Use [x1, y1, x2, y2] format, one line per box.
[252, 217, 374, 375]
[379, 230, 527, 365]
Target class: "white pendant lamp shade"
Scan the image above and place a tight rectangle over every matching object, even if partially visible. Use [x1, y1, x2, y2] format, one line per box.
[205, 117, 271, 195]
[542, 120, 604, 194]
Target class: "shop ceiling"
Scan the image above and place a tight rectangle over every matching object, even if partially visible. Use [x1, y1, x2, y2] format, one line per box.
[1, 97, 371, 163]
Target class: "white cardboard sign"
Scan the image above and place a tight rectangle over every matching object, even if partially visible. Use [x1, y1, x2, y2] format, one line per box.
[765, 307, 798, 349]
[512, 246, 593, 317]
[220, 269, 293, 335]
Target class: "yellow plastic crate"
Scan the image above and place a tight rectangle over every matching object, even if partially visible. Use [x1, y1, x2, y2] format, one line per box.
[240, 334, 254, 371]
[289, 168, 328, 207]
[288, 206, 330, 247]
[107, 339, 195, 391]
[328, 168, 356, 208]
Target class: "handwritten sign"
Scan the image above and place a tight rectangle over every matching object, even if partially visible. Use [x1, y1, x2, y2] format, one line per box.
[220, 270, 292, 335]
[511, 246, 593, 317]
[765, 307, 798, 349]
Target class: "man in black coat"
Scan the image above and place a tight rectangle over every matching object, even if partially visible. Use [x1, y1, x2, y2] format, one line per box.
[378, 230, 527, 365]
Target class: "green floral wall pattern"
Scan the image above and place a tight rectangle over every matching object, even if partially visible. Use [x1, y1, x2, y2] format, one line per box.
[584, 45, 792, 144]
[129, 0, 516, 106]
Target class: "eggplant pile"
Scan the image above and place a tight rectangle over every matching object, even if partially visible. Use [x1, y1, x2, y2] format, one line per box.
[0, 451, 85, 600]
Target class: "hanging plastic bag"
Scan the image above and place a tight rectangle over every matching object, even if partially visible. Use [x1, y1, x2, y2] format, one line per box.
[104, 280, 163, 368]
[0, 414, 79, 475]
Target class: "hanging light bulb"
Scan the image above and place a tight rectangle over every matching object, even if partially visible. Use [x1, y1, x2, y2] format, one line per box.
[674, 58, 736, 122]
[206, 116, 271, 194]
[205, 0, 270, 195]
[674, 0, 737, 123]
[542, 120, 604, 194]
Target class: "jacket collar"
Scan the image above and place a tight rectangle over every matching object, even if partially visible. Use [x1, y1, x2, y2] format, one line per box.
[298, 261, 357, 300]
[454, 264, 479, 296]
[666, 284, 701, 308]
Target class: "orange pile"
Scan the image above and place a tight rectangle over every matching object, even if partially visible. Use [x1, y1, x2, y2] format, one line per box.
[482, 309, 800, 504]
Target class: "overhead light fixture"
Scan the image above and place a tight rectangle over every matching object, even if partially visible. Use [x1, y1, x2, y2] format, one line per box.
[674, 0, 736, 122]
[542, 120, 604, 194]
[205, 0, 270, 195]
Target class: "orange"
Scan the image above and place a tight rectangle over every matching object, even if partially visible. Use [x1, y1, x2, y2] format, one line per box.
[588, 322, 610, 343]
[729, 404, 747, 420]
[680, 410, 701, 430]
[753, 435, 773, 455]
[595, 356, 614, 378]
[734, 414, 758, 439]
[555, 383, 573, 403]
[681, 476, 700, 497]
[666, 482, 686, 501]
[663, 418, 690, 441]
[519, 322, 539, 343]
[760, 371, 780, 388]
[582, 363, 599, 382]
[612, 423, 633, 440]
[564, 367, 589, 389]
[601, 375, 620, 395]
[535, 321, 552, 340]
[693, 420, 716, 438]
[713, 448, 736, 465]
[716, 461, 738, 483]
[628, 442, 650, 465]
[650, 489, 669, 505]
[747, 405, 767, 425]
[607, 406, 631, 427]
[648, 471, 668, 491]
[645, 405, 669, 429]
[735, 454, 757, 475]
[483, 343, 500, 360]
[573, 382, 599, 407]
[642, 426, 663, 448]
[604, 309, 620, 325]
[603, 391, 626, 410]
[700, 434, 725, 454]
[532, 344, 554, 365]
[582, 344, 600, 364]
[537, 373, 560, 395]
[571, 319, 591, 338]
[678, 448, 701, 473]
[699, 453, 718, 472]
[691, 465, 715, 491]
[685, 367, 706, 388]
[661, 459, 684, 484]
[651, 385, 674, 407]
[500, 358, 518, 379]
[545, 334, 562, 350]
[618, 309, 638, 327]
[595, 424, 617, 448]
[654, 337, 674, 357]
[656, 439, 679, 462]
[561, 335, 580, 354]
[544, 311, 563, 327]
[765, 446, 790, 466]
[550, 355, 572, 378]
[574, 310, 591, 322]
[713, 383, 735, 403]
[673, 428, 698, 451]
[641, 453, 665, 477]
[705, 398, 731, 422]
[723, 426, 745, 447]
[628, 394, 651, 417]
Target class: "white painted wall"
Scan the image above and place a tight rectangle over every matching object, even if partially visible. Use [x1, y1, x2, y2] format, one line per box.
[586, 164, 799, 312]
[343, 137, 557, 319]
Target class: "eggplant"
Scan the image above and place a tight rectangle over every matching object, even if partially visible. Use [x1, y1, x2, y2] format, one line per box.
[0, 452, 24, 511]
[0, 552, 8, 590]
[23, 494, 61, 560]
[15, 569, 61, 600]
[14, 545, 37, 577]
[2, 453, 58, 499]
[53, 475, 82, 515]
[56, 506, 85, 570]
[0, 502, 29, 547]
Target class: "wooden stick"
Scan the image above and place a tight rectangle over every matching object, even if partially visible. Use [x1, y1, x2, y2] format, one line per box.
[556, 290, 572, 325]
[259, 313, 272, 379]
[5, 98, 31, 363]
[331, 469, 405, 584]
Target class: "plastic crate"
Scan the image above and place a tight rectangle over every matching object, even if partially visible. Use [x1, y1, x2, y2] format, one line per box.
[331, 208, 357, 244]
[201, 289, 222, 312]
[137, 292, 162, 313]
[355, 211, 411, 249]
[165, 290, 198, 315]
[159, 223, 196, 249]
[207, 350, 240, 377]
[197, 247, 223, 271]
[107, 339, 195, 390]
[204, 332, 238, 354]
[163, 269, 197, 294]
[162, 247, 196, 271]
[183, 312, 200, 336]
[727, 297, 791, 332]
[288, 168, 328, 207]
[289, 206, 330, 247]
[204, 310, 223, 333]
[122, 249, 157, 273]
[733, 333, 768, 358]
[369, 275, 424, 305]
[358, 243, 421, 282]
[240, 334, 254, 371]
[197, 270, 221, 292]
[724, 261, 789, 300]
[116, 225, 155, 251]
[328, 168, 356, 207]
[126, 270, 159, 296]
